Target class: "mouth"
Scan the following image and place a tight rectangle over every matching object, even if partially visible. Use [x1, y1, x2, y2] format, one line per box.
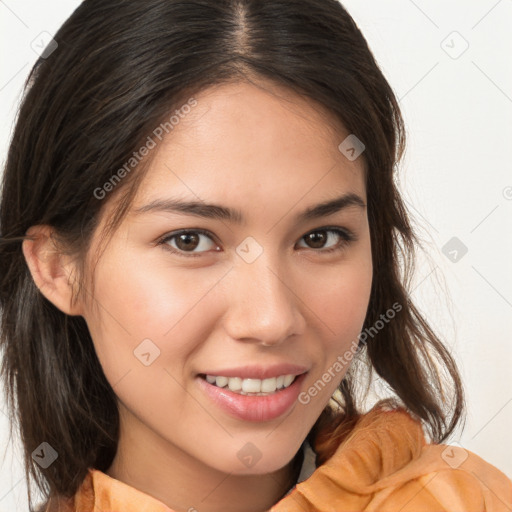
[198, 373, 301, 396]
[196, 371, 309, 422]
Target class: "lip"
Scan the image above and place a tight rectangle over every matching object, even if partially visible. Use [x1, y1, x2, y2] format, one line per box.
[198, 363, 309, 380]
[196, 371, 308, 422]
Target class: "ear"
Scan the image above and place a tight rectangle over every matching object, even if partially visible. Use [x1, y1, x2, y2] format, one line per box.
[22, 225, 84, 316]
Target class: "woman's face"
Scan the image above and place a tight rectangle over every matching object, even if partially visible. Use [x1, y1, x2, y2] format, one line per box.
[82, 79, 372, 478]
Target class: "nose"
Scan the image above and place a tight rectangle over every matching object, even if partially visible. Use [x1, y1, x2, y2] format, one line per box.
[222, 252, 306, 346]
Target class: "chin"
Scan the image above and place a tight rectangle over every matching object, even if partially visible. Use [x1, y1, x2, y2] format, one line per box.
[213, 439, 302, 476]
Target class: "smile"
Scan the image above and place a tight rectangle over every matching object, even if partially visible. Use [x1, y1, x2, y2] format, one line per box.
[200, 374, 297, 395]
[196, 372, 308, 422]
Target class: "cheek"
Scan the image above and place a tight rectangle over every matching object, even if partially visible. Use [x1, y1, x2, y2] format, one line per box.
[83, 252, 225, 380]
[333, 269, 372, 336]
[308, 253, 372, 337]
[296, 256, 372, 408]
[304, 250, 372, 380]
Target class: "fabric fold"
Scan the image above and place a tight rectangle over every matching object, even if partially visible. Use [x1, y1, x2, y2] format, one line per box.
[270, 404, 512, 512]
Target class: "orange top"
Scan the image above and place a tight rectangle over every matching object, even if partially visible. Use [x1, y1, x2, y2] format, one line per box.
[42, 405, 512, 512]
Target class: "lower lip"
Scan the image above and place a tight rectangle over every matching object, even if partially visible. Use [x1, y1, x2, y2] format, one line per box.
[196, 373, 307, 422]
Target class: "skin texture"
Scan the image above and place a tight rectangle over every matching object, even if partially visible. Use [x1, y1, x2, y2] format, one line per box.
[23, 79, 373, 512]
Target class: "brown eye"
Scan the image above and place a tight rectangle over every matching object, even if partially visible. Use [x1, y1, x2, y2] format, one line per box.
[297, 228, 356, 253]
[175, 232, 200, 251]
[159, 229, 218, 257]
[304, 231, 329, 249]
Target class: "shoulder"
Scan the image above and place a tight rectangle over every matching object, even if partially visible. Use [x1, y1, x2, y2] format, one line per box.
[272, 405, 512, 511]
[374, 440, 512, 511]
[357, 407, 512, 511]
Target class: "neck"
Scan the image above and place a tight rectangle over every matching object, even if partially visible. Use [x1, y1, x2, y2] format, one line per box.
[106, 411, 305, 512]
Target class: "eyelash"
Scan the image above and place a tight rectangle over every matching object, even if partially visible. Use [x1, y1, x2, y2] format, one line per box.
[156, 226, 357, 258]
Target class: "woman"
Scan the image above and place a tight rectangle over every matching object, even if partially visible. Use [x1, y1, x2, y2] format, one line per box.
[1, 1, 510, 511]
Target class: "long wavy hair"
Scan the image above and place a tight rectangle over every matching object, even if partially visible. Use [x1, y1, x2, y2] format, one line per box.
[0, 0, 464, 509]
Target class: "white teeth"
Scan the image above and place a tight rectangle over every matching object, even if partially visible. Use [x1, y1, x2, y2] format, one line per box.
[204, 374, 297, 395]
[242, 378, 261, 393]
[215, 376, 228, 388]
[261, 377, 277, 393]
[228, 377, 242, 392]
[283, 375, 294, 387]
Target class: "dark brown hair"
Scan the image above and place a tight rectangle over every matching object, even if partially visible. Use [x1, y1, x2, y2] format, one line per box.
[0, 0, 464, 510]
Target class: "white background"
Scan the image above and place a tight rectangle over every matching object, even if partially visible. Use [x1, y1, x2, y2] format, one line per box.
[1, 0, 511, 510]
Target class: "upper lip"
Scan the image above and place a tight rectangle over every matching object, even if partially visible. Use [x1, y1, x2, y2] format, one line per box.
[199, 363, 309, 380]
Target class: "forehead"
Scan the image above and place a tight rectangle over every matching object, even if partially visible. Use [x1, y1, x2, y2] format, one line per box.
[132, 80, 366, 216]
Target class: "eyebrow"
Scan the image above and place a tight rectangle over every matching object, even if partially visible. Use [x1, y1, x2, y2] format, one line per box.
[132, 192, 366, 224]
